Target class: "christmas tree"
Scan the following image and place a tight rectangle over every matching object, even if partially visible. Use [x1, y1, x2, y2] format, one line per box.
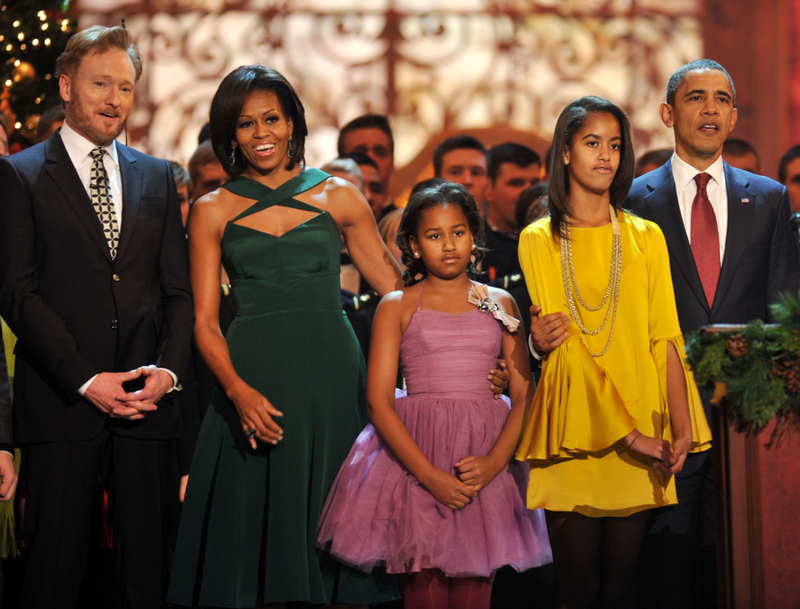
[0, 0, 76, 140]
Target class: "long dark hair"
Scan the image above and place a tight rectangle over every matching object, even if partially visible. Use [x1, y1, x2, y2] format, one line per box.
[548, 96, 634, 240]
[395, 182, 487, 286]
[209, 65, 308, 176]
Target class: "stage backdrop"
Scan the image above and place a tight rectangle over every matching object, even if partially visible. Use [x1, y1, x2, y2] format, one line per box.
[75, 0, 702, 187]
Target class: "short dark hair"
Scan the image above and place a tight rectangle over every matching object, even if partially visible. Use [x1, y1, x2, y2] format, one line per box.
[337, 114, 394, 157]
[488, 143, 541, 181]
[56, 25, 143, 83]
[410, 177, 448, 198]
[395, 182, 487, 286]
[548, 96, 635, 241]
[634, 148, 673, 177]
[340, 151, 379, 172]
[778, 144, 800, 184]
[723, 138, 759, 160]
[188, 140, 219, 188]
[515, 181, 549, 231]
[666, 59, 736, 106]
[36, 105, 65, 142]
[209, 65, 307, 176]
[433, 135, 487, 177]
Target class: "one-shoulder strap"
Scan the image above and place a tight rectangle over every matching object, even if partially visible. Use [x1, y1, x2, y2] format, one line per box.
[416, 279, 426, 311]
[224, 168, 330, 223]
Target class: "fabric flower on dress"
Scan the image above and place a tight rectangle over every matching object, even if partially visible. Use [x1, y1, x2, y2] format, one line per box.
[468, 283, 520, 332]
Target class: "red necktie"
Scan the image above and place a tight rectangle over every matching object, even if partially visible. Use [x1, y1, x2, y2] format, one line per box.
[691, 172, 720, 306]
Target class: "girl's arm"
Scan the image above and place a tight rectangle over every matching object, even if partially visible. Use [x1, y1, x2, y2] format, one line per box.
[367, 294, 477, 510]
[189, 195, 283, 449]
[658, 342, 692, 474]
[455, 291, 532, 491]
[326, 179, 403, 296]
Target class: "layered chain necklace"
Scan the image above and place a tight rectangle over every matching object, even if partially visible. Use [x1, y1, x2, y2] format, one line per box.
[560, 204, 622, 357]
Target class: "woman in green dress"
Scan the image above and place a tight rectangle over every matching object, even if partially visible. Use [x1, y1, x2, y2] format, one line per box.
[167, 66, 404, 607]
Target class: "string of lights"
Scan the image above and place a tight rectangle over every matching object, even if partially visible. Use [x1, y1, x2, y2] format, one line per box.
[0, 0, 76, 139]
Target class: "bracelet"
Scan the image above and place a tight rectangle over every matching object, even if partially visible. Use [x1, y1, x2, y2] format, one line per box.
[628, 431, 642, 450]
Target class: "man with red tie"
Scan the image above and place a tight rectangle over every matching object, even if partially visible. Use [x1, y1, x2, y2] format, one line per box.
[624, 59, 800, 607]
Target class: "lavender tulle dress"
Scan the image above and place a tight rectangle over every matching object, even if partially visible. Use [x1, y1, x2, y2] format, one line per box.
[316, 301, 552, 578]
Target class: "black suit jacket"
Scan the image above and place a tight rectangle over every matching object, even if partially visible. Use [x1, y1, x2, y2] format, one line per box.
[626, 161, 799, 334]
[0, 132, 194, 444]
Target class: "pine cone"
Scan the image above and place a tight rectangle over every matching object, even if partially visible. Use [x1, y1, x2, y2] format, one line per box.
[726, 335, 748, 358]
[772, 358, 794, 379]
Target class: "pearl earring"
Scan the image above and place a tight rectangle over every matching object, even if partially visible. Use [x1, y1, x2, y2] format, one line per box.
[413, 252, 420, 258]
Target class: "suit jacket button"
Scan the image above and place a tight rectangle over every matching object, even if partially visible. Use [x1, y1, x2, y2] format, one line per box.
[113, 274, 120, 282]
[111, 319, 118, 329]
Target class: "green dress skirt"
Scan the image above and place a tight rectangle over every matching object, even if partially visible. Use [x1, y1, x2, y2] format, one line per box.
[167, 169, 397, 607]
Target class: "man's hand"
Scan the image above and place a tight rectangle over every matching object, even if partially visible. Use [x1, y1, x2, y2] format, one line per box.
[0, 452, 18, 501]
[85, 370, 155, 420]
[116, 365, 174, 411]
[488, 360, 510, 399]
[530, 305, 570, 356]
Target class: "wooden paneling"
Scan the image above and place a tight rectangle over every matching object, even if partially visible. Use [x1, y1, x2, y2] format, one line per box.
[703, 0, 796, 179]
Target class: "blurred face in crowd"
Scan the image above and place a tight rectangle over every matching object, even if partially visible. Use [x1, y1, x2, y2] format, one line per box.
[783, 157, 800, 212]
[660, 68, 737, 171]
[175, 181, 190, 227]
[340, 127, 394, 192]
[0, 123, 8, 157]
[439, 149, 489, 206]
[191, 160, 229, 202]
[723, 151, 759, 174]
[357, 162, 385, 218]
[486, 162, 540, 232]
[60, 48, 135, 146]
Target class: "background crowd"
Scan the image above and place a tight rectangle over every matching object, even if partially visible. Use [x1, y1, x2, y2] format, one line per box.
[0, 20, 798, 609]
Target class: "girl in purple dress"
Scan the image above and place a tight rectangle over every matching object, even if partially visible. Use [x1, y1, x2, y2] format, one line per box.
[317, 182, 551, 609]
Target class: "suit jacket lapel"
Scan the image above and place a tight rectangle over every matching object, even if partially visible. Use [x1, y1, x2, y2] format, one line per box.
[44, 134, 113, 264]
[115, 144, 141, 263]
[713, 163, 755, 313]
[642, 164, 710, 311]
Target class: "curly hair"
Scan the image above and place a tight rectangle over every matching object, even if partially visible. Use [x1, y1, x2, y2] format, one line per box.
[395, 182, 487, 286]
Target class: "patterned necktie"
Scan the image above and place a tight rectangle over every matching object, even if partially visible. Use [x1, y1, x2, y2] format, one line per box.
[691, 172, 720, 306]
[89, 147, 119, 259]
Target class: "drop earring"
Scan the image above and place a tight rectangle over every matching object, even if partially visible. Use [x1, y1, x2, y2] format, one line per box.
[229, 142, 237, 166]
[287, 135, 294, 159]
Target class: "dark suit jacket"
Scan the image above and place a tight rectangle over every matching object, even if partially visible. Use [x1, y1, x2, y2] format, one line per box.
[0, 132, 194, 445]
[626, 161, 799, 335]
[0, 332, 11, 450]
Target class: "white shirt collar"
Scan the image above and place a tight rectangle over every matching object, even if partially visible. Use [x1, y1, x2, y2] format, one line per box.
[59, 119, 119, 172]
[671, 152, 725, 192]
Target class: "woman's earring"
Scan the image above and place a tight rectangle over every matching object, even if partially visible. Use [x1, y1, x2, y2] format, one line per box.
[287, 135, 295, 159]
[471, 243, 476, 250]
[228, 142, 237, 166]
[413, 252, 420, 258]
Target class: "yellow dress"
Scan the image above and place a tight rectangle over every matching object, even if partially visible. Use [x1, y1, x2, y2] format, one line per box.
[516, 211, 712, 517]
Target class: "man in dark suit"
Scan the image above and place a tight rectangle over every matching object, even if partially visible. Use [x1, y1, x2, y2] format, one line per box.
[0, 25, 193, 608]
[626, 59, 799, 607]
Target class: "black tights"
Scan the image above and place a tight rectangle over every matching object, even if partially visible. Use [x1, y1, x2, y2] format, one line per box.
[545, 510, 650, 609]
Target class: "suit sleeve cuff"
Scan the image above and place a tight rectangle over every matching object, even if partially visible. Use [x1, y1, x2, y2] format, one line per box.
[77, 374, 99, 396]
[161, 368, 182, 392]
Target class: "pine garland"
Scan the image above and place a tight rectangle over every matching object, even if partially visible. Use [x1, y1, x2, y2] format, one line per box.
[685, 292, 800, 433]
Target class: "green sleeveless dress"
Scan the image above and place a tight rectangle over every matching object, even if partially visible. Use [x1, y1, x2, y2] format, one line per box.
[167, 169, 396, 607]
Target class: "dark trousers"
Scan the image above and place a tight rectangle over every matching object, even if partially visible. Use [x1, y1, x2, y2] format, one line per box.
[21, 426, 177, 609]
[634, 449, 717, 608]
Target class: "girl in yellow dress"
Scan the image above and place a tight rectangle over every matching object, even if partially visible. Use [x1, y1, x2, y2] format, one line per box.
[516, 96, 712, 609]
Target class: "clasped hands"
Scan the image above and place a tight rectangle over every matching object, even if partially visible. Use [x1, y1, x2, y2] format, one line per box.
[424, 454, 502, 511]
[84, 365, 173, 420]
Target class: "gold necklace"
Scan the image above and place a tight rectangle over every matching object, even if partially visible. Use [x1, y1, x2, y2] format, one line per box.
[560, 205, 622, 357]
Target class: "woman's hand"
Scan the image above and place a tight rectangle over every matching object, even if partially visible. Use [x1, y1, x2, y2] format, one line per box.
[422, 469, 477, 510]
[227, 383, 284, 449]
[454, 455, 502, 492]
[655, 437, 690, 475]
[488, 359, 510, 398]
[626, 432, 672, 463]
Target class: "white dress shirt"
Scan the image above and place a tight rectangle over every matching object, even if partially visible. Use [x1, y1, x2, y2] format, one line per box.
[670, 152, 728, 261]
[59, 122, 179, 395]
